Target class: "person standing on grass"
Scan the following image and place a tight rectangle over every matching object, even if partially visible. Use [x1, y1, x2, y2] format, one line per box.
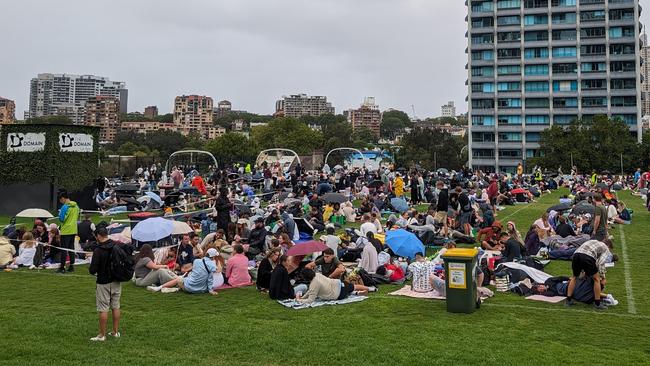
[57, 191, 80, 274]
[591, 193, 608, 241]
[89, 227, 122, 341]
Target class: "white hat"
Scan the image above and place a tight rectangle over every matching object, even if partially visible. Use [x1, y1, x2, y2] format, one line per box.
[206, 248, 219, 258]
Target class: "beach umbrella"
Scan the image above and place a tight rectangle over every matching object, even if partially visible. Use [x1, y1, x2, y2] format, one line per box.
[171, 220, 193, 235]
[16, 208, 53, 218]
[132, 217, 174, 242]
[286, 240, 328, 256]
[390, 197, 409, 213]
[547, 203, 572, 212]
[145, 191, 163, 205]
[323, 193, 348, 204]
[385, 229, 425, 260]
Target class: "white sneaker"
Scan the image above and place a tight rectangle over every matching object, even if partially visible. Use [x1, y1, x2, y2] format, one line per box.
[90, 335, 106, 342]
[146, 286, 162, 292]
[29, 265, 36, 270]
[160, 287, 179, 293]
[367, 286, 378, 292]
[108, 332, 121, 338]
[8, 264, 18, 269]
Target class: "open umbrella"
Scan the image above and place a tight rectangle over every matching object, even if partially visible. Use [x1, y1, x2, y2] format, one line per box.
[368, 180, 384, 189]
[286, 240, 328, 256]
[114, 184, 140, 192]
[385, 229, 425, 260]
[571, 204, 595, 216]
[171, 220, 193, 235]
[612, 183, 623, 191]
[323, 193, 348, 204]
[235, 204, 252, 215]
[436, 168, 449, 174]
[511, 188, 529, 195]
[390, 197, 409, 213]
[333, 165, 344, 171]
[547, 203, 572, 212]
[145, 191, 163, 205]
[596, 182, 608, 190]
[16, 208, 53, 218]
[132, 217, 174, 242]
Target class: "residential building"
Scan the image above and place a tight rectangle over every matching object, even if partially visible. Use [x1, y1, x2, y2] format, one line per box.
[0, 97, 16, 124]
[121, 121, 177, 134]
[441, 101, 456, 117]
[231, 119, 246, 131]
[348, 97, 382, 137]
[467, 0, 643, 174]
[144, 106, 158, 119]
[214, 100, 233, 119]
[641, 32, 650, 117]
[207, 126, 227, 139]
[28, 73, 128, 124]
[85, 96, 120, 143]
[173, 95, 214, 138]
[275, 94, 335, 118]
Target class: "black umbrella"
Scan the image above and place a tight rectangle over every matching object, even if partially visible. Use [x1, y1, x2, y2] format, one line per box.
[235, 204, 252, 215]
[368, 180, 384, 189]
[612, 183, 623, 191]
[322, 193, 348, 204]
[571, 204, 595, 216]
[547, 203, 572, 212]
[114, 184, 140, 192]
[596, 182, 608, 190]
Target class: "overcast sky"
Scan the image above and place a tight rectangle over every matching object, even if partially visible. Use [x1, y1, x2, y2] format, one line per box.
[2, 1, 649, 119]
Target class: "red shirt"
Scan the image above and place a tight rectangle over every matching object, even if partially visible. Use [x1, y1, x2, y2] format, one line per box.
[191, 176, 207, 195]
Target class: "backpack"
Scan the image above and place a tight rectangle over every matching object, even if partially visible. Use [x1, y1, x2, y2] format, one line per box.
[109, 244, 135, 282]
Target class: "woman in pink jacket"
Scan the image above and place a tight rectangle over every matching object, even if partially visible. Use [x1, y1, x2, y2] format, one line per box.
[225, 244, 251, 287]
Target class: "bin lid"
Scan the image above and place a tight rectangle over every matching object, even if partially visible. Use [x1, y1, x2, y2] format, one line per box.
[441, 248, 479, 258]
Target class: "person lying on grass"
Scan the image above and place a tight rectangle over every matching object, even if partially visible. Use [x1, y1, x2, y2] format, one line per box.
[147, 248, 219, 295]
[297, 268, 376, 304]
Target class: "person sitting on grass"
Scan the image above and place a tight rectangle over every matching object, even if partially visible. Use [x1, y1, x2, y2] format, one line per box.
[297, 268, 376, 304]
[133, 244, 177, 288]
[555, 215, 577, 238]
[0, 236, 16, 269]
[498, 232, 523, 262]
[408, 252, 437, 293]
[269, 255, 307, 300]
[225, 244, 252, 287]
[476, 222, 503, 250]
[8, 232, 38, 269]
[304, 248, 345, 279]
[256, 248, 281, 292]
[147, 248, 220, 295]
[359, 233, 379, 273]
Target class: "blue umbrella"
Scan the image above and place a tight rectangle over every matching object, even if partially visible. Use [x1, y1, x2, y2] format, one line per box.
[390, 197, 409, 213]
[132, 217, 174, 242]
[385, 229, 425, 260]
[145, 191, 163, 205]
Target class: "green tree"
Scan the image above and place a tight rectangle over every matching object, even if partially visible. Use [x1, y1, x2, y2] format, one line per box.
[380, 109, 412, 139]
[397, 127, 465, 170]
[117, 141, 139, 156]
[251, 117, 323, 155]
[204, 133, 258, 165]
[184, 132, 205, 150]
[26, 115, 73, 124]
[351, 127, 378, 148]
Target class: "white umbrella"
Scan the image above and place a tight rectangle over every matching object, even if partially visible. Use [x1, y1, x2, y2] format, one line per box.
[171, 220, 193, 235]
[132, 217, 174, 242]
[16, 208, 54, 218]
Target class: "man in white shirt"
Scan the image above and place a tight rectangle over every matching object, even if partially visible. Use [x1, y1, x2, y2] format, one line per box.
[360, 214, 377, 236]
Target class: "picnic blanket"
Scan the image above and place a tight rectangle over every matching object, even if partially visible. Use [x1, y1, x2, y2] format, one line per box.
[525, 295, 566, 303]
[277, 295, 367, 309]
[389, 285, 494, 300]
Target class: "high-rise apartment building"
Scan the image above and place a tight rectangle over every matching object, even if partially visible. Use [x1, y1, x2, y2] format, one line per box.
[173, 95, 214, 138]
[85, 96, 120, 143]
[214, 100, 232, 119]
[348, 97, 382, 137]
[467, 0, 642, 173]
[641, 32, 650, 117]
[144, 106, 158, 119]
[28, 73, 127, 124]
[275, 94, 335, 118]
[441, 101, 457, 117]
[0, 97, 16, 124]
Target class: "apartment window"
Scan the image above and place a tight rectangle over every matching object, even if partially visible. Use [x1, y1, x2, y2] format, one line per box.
[497, 31, 521, 42]
[582, 97, 608, 107]
[525, 81, 549, 92]
[610, 61, 635, 72]
[580, 10, 606, 22]
[610, 78, 636, 89]
[526, 115, 550, 124]
[498, 48, 522, 59]
[581, 0, 604, 4]
[551, 0, 576, 6]
[524, 0, 548, 8]
[524, 31, 548, 42]
[552, 29, 576, 40]
[525, 98, 550, 108]
[472, 66, 494, 76]
[526, 132, 541, 142]
[554, 115, 577, 124]
[553, 47, 577, 57]
[524, 15, 548, 25]
[552, 80, 577, 91]
[610, 43, 635, 55]
[580, 62, 606, 73]
[609, 9, 634, 21]
[497, 65, 521, 75]
[552, 63, 577, 74]
[497, 0, 521, 9]
[497, 82, 522, 91]
[526, 149, 540, 158]
[472, 99, 495, 108]
[499, 149, 523, 158]
[553, 97, 578, 108]
[497, 15, 521, 25]
[472, 116, 496, 125]
[472, 50, 494, 60]
[498, 98, 522, 108]
[524, 47, 549, 59]
[472, 1, 494, 12]
[472, 83, 495, 92]
[472, 132, 495, 142]
[525, 64, 549, 75]
[580, 27, 606, 39]
[472, 34, 494, 45]
[499, 132, 523, 142]
[498, 115, 522, 125]
[581, 44, 606, 56]
[611, 96, 637, 107]
[609, 26, 635, 38]
[612, 114, 637, 125]
[472, 17, 494, 28]
[473, 149, 496, 158]
[551, 12, 576, 24]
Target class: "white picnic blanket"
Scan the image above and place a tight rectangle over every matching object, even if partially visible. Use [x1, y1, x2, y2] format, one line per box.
[499, 262, 552, 284]
[277, 295, 367, 309]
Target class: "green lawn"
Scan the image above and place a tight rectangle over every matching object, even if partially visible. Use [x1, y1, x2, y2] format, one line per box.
[1, 190, 650, 365]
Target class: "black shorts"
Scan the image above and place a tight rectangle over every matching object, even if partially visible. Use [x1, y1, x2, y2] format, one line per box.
[572, 253, 598, 277]
[337, 282, 355, 300]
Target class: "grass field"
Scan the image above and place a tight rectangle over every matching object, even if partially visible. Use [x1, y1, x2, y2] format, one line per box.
[1, 190, 650, 365]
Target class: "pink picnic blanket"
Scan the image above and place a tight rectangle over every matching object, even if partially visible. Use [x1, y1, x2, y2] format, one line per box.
[388, 286, 446, 299]
[525, 295, 566, 303]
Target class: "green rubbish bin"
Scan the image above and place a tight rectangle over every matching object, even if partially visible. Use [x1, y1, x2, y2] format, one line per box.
[441, 248, 479, 314]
